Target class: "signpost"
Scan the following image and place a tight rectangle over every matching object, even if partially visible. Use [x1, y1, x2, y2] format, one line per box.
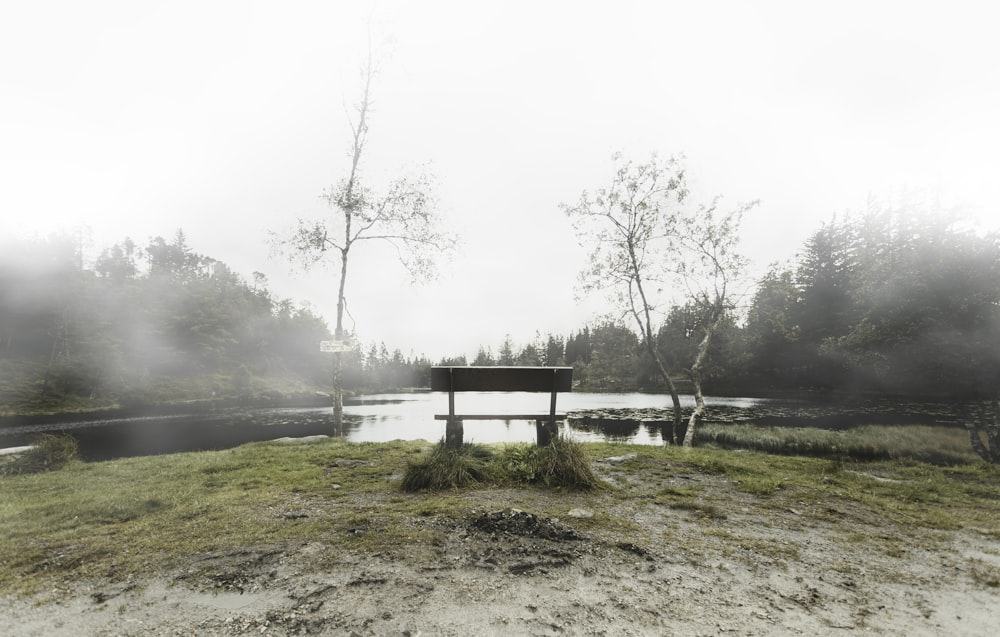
[320, 340, 354, 353]
[321, 339, 355, 432]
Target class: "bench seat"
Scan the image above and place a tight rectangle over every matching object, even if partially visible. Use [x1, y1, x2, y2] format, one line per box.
[431, 366, 573, 446]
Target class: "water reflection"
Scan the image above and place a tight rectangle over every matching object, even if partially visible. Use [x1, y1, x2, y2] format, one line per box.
[1, 392, 768, 460]
[339, 392, 765, 446]
[570, 416, 641, 441]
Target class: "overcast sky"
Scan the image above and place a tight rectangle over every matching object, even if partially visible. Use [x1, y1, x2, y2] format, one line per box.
[3, 1, 998, 360]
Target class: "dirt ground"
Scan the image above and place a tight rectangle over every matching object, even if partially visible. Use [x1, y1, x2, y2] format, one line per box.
[3, 455, 999, 636]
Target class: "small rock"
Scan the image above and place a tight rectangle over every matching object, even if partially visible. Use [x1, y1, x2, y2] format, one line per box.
[598, 453, 637, 464]
[271, 435, 330, 444]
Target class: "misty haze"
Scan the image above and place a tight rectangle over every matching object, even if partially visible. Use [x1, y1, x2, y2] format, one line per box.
[2, 2, 999, 636]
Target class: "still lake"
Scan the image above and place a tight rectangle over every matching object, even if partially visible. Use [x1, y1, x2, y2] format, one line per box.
[341, 392, 765, 445]
[1, 392, 768, 460]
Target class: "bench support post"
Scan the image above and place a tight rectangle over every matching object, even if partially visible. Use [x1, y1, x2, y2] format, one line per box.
[446, 417, 464, 447]
[538, 368, 559, 446]
[445, 368, 463, 447]
[536, 418, 558, 446]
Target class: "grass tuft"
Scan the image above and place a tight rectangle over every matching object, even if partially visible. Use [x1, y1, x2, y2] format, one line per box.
[401, 441, 494, 491]
[493, 437, 603, 490]
[1, 434, 79, 475]
[528, 436, 603, 490]
[402, 436, 603, 492]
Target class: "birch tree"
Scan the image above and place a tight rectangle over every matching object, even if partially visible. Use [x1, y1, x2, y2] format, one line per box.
[670, 199, 756, 446]
[562, 154, 688, 442]
[272, 56, 456, 429]
[564, 153, 755, 446]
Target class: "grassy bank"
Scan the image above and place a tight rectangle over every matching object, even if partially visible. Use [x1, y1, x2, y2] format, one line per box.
[697, 422, 981, 465]
[0, 357, 330, 418]
[2, 436, 999, 597]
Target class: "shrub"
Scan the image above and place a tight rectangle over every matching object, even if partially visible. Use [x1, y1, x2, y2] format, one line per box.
[2, 434, 78, 475]
[402, 437, 603, 492]
[496, 436, 602, 491]
[493, 444, 539, 483]
[532, 436, 602, 490]
[401, 441, 494, 491]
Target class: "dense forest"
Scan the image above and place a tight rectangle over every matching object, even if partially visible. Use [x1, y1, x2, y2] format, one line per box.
[736, 206, 1000, 399]
[0, 231, 336, 413]
[2, 205, 999, 416]
[456, 205, 1000, 403]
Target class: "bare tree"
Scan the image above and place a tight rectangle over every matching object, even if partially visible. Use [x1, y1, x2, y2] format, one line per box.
[272, 55, 456, 428]
[562, 153, 688, 443]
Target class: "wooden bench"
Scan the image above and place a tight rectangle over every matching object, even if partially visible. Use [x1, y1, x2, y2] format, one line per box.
[431, 366, 573, 447]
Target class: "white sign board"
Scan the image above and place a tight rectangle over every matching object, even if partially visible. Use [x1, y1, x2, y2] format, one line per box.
[320, 340, 354, 353]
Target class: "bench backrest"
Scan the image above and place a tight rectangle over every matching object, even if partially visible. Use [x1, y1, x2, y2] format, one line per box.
[430, 366, 573, 393]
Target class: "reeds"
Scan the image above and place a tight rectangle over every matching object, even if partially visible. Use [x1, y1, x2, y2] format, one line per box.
[696, 423, 979, 465]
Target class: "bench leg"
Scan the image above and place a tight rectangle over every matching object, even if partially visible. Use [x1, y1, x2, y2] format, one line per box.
[445, 418, 464, 448]
[535, 419, 558, 447]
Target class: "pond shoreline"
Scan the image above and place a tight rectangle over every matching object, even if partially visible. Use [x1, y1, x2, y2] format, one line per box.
[0, 394, 970, 462]
[570, 400, 963, 432]
[0, 388, 966, 428]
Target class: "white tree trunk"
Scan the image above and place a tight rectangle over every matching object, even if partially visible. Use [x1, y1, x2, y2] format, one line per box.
[333, 352, 343, 432]
[682, 314, 722, 447]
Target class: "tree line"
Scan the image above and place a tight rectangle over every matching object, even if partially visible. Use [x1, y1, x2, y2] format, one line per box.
[3, 203, 999, 459]
[342, 197, 1000, 410]
[450, 201, 1000, 460]
[546, 202, 1000, 404]
[4, 204, 999, 405]
[740, 203, 1000, 399]
[1, 231, 337, 411]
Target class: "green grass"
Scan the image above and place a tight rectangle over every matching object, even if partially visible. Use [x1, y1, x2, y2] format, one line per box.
[402, 436, 603, 492]
[493, 436, 603, 490]
[608, 442, 1000, 529]
[0, 439, 425, 593]
[0, 355, 329, 416]
[2, 435, 998, 598]
[697, 423, 980, 465]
